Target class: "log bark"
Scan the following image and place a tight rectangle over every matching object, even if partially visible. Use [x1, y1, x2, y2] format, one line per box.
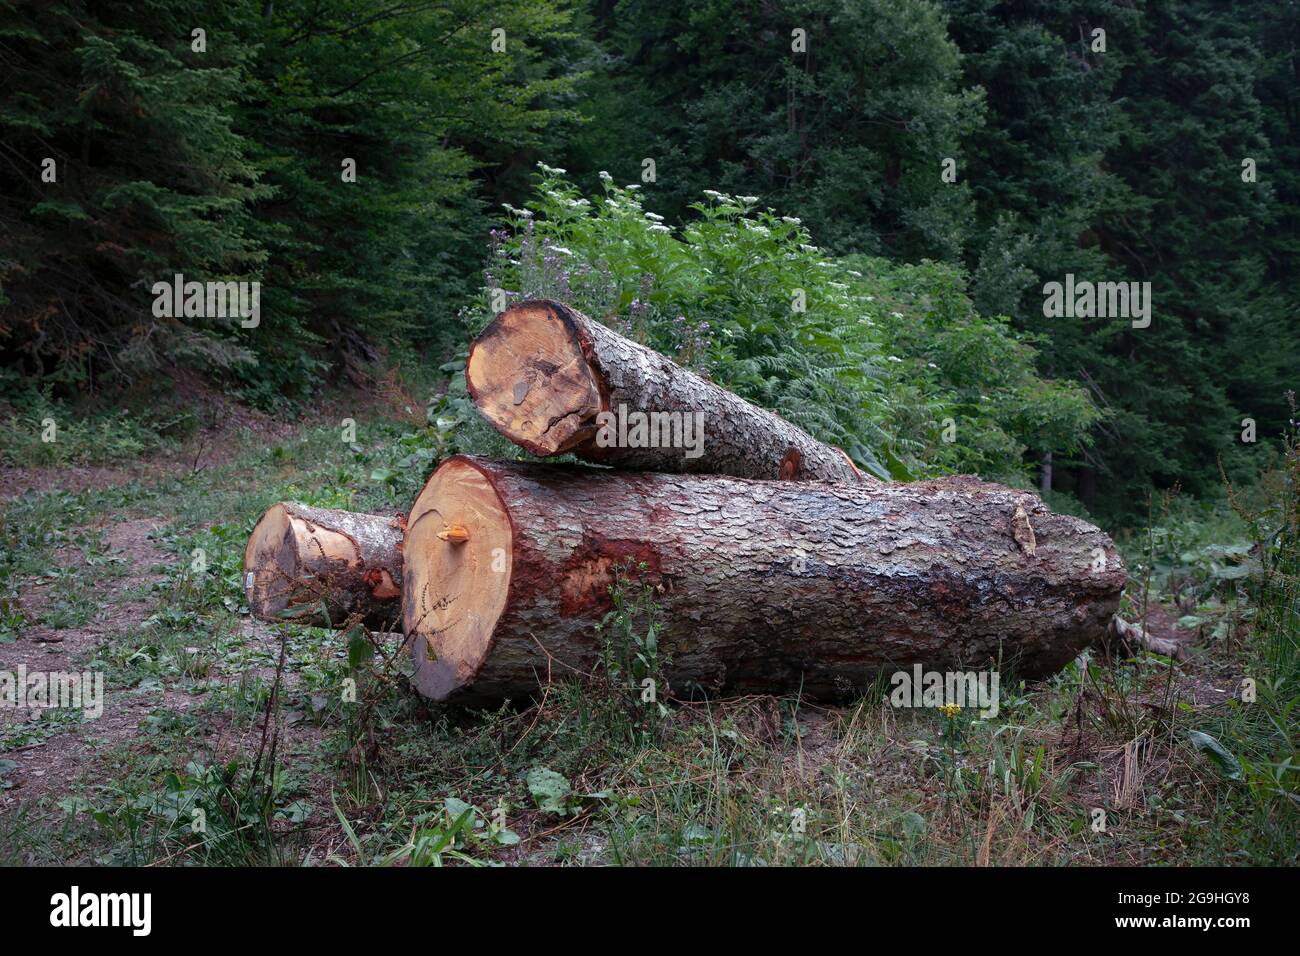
[402, 456, 1125, 703]
[244, 503, 403, 630]
[465, 299, 869, 482]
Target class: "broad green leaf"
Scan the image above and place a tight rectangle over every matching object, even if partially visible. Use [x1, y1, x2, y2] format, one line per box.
[1187, 730, 1243, 780]
[526, 766, 573, 815]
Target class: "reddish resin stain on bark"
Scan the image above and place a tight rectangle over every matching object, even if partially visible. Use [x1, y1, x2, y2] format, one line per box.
[363, 567, 401, 599]
[558, 533, 663, 616]
[779, 447, 802, 480]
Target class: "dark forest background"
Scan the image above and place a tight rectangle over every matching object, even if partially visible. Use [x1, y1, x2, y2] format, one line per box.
[2, 0, 1296, 525]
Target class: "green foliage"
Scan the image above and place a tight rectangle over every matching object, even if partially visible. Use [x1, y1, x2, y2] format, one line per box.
[526, 766, 577, 815]
[238, 0, 582, 403]
[596, 559, 668, 744]
[1075, 0, 1289, 519]
[1, 0, 580, 401]
[89, 757, 299, 865]
[852, 256, 1101, 479]
[0, 375, 196, 466]
[0, 0, 268, 385]
[1210, 407, 1300, 801]
[942, 0, 1297, 522]
[330, 797, 510, 867]
[1123, 499, 1255, 607]
[563, 0, 982, 259]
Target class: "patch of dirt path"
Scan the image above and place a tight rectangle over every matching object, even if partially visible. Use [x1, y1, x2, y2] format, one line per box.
[0, 515, 178, 808]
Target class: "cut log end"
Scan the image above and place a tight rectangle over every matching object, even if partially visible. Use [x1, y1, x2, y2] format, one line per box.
[244, 503, 402, 630]
[244, 502, 299, 621]
[403, 459, 512, 699]
[466, 300, 601, 456]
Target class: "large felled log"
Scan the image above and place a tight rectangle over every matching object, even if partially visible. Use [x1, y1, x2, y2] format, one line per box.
[466, 299, 868, 481]
[244, 503, 403, 630]
[402, 456, 1125, 703]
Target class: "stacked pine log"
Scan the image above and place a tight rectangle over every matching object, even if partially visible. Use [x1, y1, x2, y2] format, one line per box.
[245, 299, 1127, 703]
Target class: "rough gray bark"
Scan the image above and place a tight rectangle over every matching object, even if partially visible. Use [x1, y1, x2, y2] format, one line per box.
[465, 299, 869, 481]
[244, 503, 403, 631]
[403, 456, 1125, 703]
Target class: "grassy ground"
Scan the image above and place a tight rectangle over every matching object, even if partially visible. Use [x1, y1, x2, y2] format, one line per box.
[0, 383, 1295, 866]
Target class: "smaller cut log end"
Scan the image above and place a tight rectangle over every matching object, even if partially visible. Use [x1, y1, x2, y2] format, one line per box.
[244, 503, 297, 621]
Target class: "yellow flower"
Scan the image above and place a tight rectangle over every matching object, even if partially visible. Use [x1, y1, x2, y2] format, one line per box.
[940, 703, 961, 718]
